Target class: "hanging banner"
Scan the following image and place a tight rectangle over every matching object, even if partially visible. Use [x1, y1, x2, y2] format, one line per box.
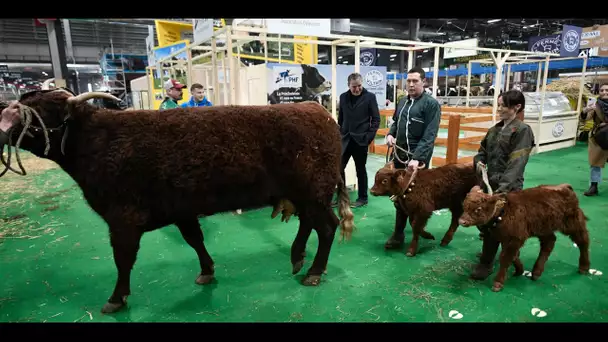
[154, 20, 194, 47]
[560, 25, 583, 57]
[192, 19, 214, 46]
[528, 34, 561, 54]
[265, 63, 387, 111]
[360, 48, 377, 66]
[266, 19, 331, 38]
[581, 24, 608, 49]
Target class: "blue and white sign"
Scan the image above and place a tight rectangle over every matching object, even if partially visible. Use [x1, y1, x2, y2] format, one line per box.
[560, 25, 583, 57]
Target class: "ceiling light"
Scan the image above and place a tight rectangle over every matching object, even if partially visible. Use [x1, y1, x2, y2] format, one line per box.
[487, 19, 501, 23]
[390, 54, 397, 58]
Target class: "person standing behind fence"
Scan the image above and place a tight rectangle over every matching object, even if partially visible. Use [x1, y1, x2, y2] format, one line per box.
[181, 83, 213, 108]
[334, 72, 380, 208]
[159, 79, 185, 110]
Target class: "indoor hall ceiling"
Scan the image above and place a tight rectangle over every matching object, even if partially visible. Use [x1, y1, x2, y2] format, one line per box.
[378, 18, 608, 46]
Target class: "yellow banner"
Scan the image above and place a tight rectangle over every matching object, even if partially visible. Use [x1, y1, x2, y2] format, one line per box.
[294, 36, 318, 64]
[154, 20, 193, 47]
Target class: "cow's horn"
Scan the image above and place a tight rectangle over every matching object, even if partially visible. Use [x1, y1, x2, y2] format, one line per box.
[67, 92, 122, 104]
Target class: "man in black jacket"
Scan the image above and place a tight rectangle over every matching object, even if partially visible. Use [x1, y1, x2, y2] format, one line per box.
[0, 101, 20, 147]
[336, 72, 381, 208]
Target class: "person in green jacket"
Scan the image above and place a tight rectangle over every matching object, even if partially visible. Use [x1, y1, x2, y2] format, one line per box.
[470, 89, 535, 281]
[0, 101, 21, 147]
[159, 79, 186, 110]
[383, 66, 441, 251]
[385, 66, 441, 170]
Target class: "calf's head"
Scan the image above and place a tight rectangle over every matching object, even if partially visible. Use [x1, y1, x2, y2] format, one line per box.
[370, 163, 414, 197]
[8, 89, 120, 159]
[458, 185, 507, 227]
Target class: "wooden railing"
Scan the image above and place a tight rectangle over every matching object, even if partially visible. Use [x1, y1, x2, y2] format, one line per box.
[370, 106, 495, 167]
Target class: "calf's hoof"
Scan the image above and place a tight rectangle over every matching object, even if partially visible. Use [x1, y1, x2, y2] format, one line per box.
[292, 260, 305, 275]
[491, 282, 504, 292]
[195, 274, 215, 285]
[302, 274, 322, 286]
[384, 235, 404, 250]
[101, 297, 127, 314]
[405, 250, 416, 257]
[579, 266, 590, 275]
[440, 238, 451, 247]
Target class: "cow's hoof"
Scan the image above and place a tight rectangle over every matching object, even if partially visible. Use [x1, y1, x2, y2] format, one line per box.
[530, 272, 542, 281]
[195, 274, 215, 285]
[292, 260, 305, 275]
[491, 282, 503, 292]
[405, 250, 416, 257]
[384, 236, 404, 250]
[579, 267, 590, 275]
[302, 275, 322, 286]
[440, 239, 450, 247]
[101, 300, 126, 314]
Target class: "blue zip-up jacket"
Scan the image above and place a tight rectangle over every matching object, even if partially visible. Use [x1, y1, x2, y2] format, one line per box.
[181, 96, 212, 108]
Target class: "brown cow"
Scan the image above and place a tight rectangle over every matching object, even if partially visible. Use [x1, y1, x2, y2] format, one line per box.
[2, 90, 355, 314]
[370, 161, 480, 257]
[458, 184, 591, 292]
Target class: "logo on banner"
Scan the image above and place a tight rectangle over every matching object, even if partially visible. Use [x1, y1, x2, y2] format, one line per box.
[563, 29, 581, 52]
[274, 68, 300, 87]
[360, 51, 375, 66]
[365, 70, 383, 87]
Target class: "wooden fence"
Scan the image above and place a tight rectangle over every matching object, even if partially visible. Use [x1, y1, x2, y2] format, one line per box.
[370, 106, 495, 167]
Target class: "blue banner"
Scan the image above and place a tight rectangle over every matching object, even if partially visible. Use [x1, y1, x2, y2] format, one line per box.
[360, 48, 377, 66]
[560, 24, 583, 57]
[528, 34, 561, 54]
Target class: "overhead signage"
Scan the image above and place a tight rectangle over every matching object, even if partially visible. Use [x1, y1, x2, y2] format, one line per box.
[443, 38, 479, 59]
[266, 19, 331, 38]
[192, 19, 214, 46]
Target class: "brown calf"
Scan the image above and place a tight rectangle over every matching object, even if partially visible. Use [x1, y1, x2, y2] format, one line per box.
[458, 184, 591, 292]
[370, 161, 480, 257]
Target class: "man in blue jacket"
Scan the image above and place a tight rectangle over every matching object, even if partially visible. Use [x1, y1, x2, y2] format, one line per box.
[181, 83, 212, 108]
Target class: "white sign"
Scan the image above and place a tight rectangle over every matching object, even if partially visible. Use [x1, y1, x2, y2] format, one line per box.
[443, 38, 479, 59]
[146, 26, 155, 67]
[192, 19, 214, 45]
[266, 19, 331, 37]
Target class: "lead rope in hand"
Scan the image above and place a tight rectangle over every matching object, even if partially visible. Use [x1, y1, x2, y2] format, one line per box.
[0, 104, 51, 177]
[478, 163, 494, 196]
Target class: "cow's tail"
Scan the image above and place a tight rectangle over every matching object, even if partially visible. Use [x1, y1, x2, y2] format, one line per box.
[336, 175, 355, 241]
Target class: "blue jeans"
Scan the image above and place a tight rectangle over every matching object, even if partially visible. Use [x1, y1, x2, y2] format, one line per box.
[591, 166, 602, 183]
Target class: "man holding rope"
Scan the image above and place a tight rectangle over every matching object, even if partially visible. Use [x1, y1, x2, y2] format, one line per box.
[0, 101, 20, 146]
[386, 66, 441, 171]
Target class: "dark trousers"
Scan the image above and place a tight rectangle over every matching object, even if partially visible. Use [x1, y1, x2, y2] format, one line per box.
[341, 139, 369, 202]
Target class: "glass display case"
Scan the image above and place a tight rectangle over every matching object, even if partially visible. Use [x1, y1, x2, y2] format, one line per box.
[522, 91, 574, 120]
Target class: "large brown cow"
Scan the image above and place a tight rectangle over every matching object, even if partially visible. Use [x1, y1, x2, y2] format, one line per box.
[1, 89, 354, 314]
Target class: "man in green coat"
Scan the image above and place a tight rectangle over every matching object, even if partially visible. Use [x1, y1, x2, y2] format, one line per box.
[0, 101, 20, 146]
[383, 67, 441, 250]
[159, 79, 185, 110]
[385, 66, 441, 170]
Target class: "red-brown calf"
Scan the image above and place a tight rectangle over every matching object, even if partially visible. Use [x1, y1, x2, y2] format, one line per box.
[458, 184, 591, 292]
[370, 161, 480, 257]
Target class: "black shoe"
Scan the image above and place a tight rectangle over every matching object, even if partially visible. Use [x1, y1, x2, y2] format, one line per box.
[350, 199, 368, 208]
[584, 182, 599, 196]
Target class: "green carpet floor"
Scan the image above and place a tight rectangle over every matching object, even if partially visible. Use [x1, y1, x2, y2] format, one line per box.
[1, 142, 607, 323]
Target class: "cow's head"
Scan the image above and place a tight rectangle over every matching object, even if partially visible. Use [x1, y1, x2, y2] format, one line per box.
[458, 185, 507, 227]
[8, 88, 120, 159]
[301, 64, 331, 94]
[370, 163, 407, 197]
